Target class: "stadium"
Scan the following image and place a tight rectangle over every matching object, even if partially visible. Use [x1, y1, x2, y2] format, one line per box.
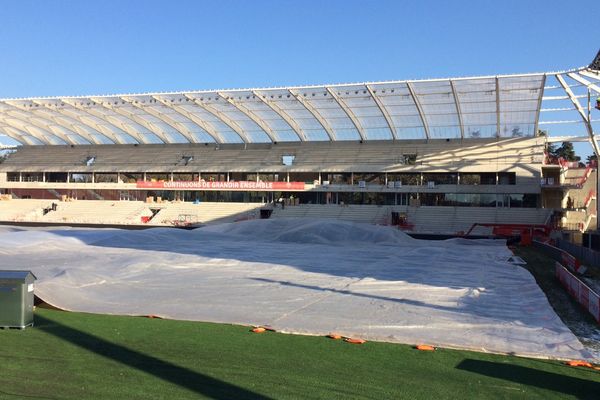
[1, 52, 600, 234]
[1, 44, 600, 397]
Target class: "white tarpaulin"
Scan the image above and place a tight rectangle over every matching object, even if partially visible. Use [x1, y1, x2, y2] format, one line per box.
[0, 219, 593, 361]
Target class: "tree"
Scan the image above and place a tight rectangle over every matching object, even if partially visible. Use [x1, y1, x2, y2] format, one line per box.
[587, 153, 597, 164]
[552, 142, 580, 162]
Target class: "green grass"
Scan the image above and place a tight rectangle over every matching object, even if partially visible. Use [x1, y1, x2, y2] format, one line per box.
[0, 308, 598, 399]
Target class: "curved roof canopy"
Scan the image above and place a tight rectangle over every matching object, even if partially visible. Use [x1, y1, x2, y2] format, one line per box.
[0, 54, 599, 147]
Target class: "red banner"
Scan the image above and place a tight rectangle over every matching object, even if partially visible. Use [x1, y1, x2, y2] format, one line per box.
[136, 180, 305, 191]
[556, 262, 600, 323]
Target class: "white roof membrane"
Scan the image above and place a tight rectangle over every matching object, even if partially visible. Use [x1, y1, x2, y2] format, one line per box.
[1, 66, 598, 146]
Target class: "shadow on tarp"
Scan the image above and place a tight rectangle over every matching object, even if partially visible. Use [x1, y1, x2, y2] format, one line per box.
[34, 314, 273, 400]
[456, 359, 600, 399]
[45, 225, 493, 289]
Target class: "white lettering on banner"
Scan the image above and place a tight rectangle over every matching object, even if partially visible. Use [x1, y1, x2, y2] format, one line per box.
[136, 180, 305, 191]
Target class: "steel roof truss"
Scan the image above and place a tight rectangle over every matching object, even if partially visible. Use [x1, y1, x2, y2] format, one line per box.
[252, 91, 306, 141]
[325, 87, 366, 141]
[406, 82, 430, 139]
[556, 73, 600, 156]
[59, 99, 138, 144]
[183, 94, 251, 143]
[366, 85, 397, 140]
[152, 96, 222, 143]
[288, 89, 335, 141]
[122, 96, 197, 144]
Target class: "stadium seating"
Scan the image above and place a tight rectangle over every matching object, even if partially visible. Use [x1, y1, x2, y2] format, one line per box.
[149, 202, 264, 225]
[34, 200, 150, 225]
[272, 204, 551, 235]
[0, 199, 53, 221]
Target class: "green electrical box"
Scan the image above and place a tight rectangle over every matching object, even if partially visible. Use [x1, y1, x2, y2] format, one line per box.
[0, 270, 37, 329]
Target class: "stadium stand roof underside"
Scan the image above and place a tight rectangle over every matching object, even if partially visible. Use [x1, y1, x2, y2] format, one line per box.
[0, 50, 599, 150]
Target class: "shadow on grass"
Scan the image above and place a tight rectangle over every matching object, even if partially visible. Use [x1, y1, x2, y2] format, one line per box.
[456, 359, 600, 399]
[35, 315, 272, 400]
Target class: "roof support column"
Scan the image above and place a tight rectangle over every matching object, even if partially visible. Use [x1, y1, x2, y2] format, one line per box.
[325, 88, 366, 141]
[449, 80, 464, 139]
[253, 91, 306, 141]
[217, 92, 277, 143]
[366, 85, 397, 140]
[556, 74, 600, 157]
[495, 77, 501, 138]
[289, 89, 335, 141]
[406, 82, 430, 139]
[183, 94, 251, 143]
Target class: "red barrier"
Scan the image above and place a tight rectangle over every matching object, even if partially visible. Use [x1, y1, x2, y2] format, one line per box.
[561, 251, 582, 274]
[555, 262, 600, 323]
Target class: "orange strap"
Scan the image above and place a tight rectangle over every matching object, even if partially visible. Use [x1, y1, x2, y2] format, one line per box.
[344, 338, 366, 344]
[416, 344, 436, 351]
[566, 360, 593, 368]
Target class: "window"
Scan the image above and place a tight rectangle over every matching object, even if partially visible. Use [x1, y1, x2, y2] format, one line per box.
[400, 154, 417, 165]
[282, 155, 295, 166]
[84, 156, 96, 166]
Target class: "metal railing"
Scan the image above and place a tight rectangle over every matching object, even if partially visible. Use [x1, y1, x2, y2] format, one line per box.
[555, 238, 600, 270]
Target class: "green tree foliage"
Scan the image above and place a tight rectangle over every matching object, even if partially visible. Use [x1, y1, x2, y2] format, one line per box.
[550, 142, 580, 162]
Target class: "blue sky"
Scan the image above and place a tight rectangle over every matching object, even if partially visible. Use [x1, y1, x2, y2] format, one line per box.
[0, 0, 598, 154]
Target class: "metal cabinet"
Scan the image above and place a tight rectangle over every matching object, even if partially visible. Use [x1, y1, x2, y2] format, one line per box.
[0, 270, 36, 328]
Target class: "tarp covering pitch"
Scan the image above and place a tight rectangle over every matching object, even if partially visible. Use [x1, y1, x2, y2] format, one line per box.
[0, 219, 593, 361]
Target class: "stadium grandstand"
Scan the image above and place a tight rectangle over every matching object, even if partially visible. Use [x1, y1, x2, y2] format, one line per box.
[0, 50, 599, 234]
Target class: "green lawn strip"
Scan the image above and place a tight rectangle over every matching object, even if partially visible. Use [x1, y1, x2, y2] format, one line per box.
[0, 308, 598, 399]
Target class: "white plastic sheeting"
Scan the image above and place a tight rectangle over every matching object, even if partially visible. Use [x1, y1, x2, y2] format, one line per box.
[0, 219, 593, 361]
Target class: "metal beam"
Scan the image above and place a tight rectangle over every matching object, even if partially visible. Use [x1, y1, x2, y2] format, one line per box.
[533, 74, 547, 136]
[556, 73, 600, 156]
[568, 72, 600, 95]
[288, 89, 335, 141]
[325, 87, 366, 141]
[92, 97, 173, 144]
[218, 92, 277, 143]
[0, 125, 28, 145]
[0, 104, 72, 144]
[152, 96, 222, 143]
[448, 80, 464, 139]
[495, 77, 501, 138]
[29, 100, 107, 145]
[366, 85, 397, 140]
[68, 99, 150, 144]
[406, 82, 430, 139]
[2, 102, 82, 145]
[122, 96, 199, 144]
[546, 135, 591, 143]
[253, 91, 306, 141]
[60, 99, 139, 144]
[579, 69, 600, 81]
[183, 94, 251, 143]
